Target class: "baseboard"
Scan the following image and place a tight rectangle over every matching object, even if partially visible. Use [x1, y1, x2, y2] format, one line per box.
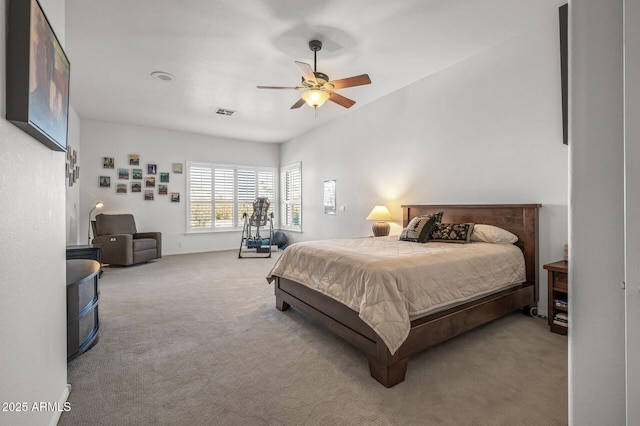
[48, 384, 71, 426]
[163, 246, 238, 256]
[164, 246, 281, 256]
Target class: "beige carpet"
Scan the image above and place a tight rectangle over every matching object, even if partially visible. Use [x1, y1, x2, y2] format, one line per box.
[59, 250, 567, 425]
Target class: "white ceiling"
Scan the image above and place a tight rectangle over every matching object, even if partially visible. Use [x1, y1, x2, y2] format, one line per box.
[65, 0, 564, 144]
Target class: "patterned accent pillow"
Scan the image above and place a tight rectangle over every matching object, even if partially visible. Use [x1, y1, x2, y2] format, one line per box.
[430, 223, 475, 243]
[399, 212, 443, 243]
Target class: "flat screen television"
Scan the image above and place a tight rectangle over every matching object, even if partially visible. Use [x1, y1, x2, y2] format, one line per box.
[559, 3, 568, 145]
[6, 0, 71, 152]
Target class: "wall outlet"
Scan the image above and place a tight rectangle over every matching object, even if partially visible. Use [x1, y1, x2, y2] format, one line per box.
[178, 242, 183, 248]
[340, 205, 346, 212]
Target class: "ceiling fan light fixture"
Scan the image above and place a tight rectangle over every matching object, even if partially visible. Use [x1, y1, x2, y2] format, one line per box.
[257, 39, 371, 111]
[301, 89, 330, 108]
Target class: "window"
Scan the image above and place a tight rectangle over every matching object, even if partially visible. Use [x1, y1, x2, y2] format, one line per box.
[280, 162, 302, 231]
[188, 165, 212, 229]
[214, 167, 235, 228]
[187, 162, 276, 232]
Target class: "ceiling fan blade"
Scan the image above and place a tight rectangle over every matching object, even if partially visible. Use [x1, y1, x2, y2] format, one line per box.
[290, 98, 306, 109]
[329, 92, 356, 108]
[294, 61, 317, 85]
[257, 85, 305, 90]
[327, 74, 371, 90]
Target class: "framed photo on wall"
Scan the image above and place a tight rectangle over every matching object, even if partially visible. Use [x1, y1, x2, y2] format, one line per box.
[6, 0, 71, 152]
[323, 180, 336, 215]
[103, 157, 114, 168]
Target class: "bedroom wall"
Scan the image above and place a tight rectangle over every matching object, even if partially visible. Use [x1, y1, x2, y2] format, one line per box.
[79, 120, 280, 255]
[0, 0, 72, 424]
[570, 0, 626, 423]
[625, 1, 640, 423]
[280, 9, 568, 316]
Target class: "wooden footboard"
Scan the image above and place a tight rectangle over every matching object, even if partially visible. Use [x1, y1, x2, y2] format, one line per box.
[276, 276, 534, 387]
[274, 204, 540, 387]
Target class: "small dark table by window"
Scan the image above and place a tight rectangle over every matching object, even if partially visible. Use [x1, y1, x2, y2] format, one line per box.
[67, 244, 102, 277]
[66, 259, 100, 362]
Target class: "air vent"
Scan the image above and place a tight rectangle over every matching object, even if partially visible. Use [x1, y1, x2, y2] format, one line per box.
[216, 108, 236, 116]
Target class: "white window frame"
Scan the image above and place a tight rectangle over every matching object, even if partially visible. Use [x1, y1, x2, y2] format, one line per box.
[186, 161, 277, 233]
[279, 162, 302, 232]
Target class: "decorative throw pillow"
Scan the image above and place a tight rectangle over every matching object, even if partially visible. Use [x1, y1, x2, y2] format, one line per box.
[430, 223, 475, 243]
[471, 224, 518, 243]
[399, 212, 443, 243]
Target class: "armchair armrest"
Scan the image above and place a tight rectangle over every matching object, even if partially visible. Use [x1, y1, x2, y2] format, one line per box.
[92, 234, 134, 265]
[134, 232, 162, 259]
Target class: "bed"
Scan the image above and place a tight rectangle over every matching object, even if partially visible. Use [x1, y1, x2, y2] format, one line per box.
[267, 204, 540, 387]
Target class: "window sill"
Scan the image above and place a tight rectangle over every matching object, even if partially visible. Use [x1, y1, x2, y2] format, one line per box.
[185, 228, 242, 235]
[186, 227, 301, 235]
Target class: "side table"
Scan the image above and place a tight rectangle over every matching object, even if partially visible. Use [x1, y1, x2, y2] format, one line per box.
[544, 260, 569, 335]
[67, 244, 102, 277]
[66, 259, 100, 361]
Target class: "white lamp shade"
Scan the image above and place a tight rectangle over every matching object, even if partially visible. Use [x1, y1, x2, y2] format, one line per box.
[366, 205, 392, 221]
[301, 89, 330, 108]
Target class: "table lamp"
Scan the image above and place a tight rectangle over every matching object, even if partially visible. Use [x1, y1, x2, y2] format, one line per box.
[88, 201, 104, 244]
[366, 205, 392, 237]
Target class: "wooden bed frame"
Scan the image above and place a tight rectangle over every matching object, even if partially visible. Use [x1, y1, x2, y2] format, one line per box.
[273, 204, 541, 387]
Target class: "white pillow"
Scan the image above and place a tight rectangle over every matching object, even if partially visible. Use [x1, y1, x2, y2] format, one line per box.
[471, 224, 518, 244]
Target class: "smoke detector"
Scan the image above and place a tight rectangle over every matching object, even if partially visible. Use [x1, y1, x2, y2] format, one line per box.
[150, 71, 174, 81]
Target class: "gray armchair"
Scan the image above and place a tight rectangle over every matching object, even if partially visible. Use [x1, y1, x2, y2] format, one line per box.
[91, 214, 162, 266]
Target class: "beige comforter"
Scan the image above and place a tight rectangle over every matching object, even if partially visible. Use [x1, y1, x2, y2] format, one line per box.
[266, 236, 526, 355]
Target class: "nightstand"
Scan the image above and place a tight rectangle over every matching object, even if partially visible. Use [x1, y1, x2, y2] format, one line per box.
[544, 260, 568, 335]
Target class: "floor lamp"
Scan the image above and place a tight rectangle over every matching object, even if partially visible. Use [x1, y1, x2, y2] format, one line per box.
[88, 201, 104, 245]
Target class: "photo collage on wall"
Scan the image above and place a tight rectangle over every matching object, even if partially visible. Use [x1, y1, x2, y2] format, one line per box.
[66, 146, 79, 187]
[98, 154, 182, 202]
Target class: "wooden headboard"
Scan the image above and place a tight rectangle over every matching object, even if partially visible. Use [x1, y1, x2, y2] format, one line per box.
[402, 204, 541, 300]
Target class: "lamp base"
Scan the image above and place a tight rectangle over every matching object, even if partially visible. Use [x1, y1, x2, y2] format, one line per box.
[372, 222, 390, 237]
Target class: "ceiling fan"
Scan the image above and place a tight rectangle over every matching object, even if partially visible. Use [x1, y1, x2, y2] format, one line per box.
[257, 40, 371, 110]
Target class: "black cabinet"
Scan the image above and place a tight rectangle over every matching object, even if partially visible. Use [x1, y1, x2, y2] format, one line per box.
[67, 244, 102, 277]
[66, 259, 100, 362]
